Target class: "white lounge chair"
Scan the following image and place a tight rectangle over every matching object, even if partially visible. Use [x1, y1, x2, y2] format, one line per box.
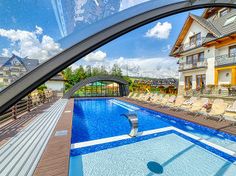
[206, 99, 228, 121]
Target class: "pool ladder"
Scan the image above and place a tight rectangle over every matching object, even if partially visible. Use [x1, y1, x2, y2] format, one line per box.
[121, 113, 138, 137]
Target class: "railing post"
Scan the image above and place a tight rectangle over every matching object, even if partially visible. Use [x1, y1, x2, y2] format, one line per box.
[12, 105, 17, 119]
[27, 95, 31, 112]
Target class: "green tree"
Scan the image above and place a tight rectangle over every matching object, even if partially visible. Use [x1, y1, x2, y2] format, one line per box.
[111, 64, 122, 76]
[85, 65, 92, 77]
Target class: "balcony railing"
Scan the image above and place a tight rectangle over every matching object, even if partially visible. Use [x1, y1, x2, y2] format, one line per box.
[215, 54, 236, 67]
[179, 60, 208, 71]
[178, 37, 205, 53]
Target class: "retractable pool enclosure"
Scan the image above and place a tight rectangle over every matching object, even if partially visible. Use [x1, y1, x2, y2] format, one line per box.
[63, 75, 129, 98]
[0, 1, 236, 114]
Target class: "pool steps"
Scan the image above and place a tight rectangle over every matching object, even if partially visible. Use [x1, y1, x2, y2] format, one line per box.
[0, 99, 68, 176]
[109, 99, 139, 111]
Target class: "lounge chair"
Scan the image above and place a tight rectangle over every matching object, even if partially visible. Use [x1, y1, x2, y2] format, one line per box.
[136, 93, 146, 100]
[129, 92, 137, 99]
[168, 95, 185, 110]
[133, 93, 142, 100]
[143, 93, 152, 102]
[224, 101, 236, 122]
[127, 92, 133, 98]
[180, 97, 198, 111]
[150, 94, 163, 104]
[159, 94, 170, 106]
[148, 93, 158, 102]
[206, 99, 228, 121]
[153, 94, 165, 105]
[165, 95, 176, 107]
[188, 98, 209, 117]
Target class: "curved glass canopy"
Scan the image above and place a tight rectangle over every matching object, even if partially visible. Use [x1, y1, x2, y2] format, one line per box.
[0, 0, 236, 113]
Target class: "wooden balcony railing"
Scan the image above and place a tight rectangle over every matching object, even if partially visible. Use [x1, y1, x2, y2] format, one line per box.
[0, 90, 55, 122]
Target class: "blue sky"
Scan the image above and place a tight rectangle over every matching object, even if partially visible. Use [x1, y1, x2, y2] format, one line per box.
[100, 10, 203, 59]
[0, 0, 203, 78]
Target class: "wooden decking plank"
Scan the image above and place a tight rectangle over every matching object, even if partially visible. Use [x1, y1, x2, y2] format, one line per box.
[33, 99, 74, 176]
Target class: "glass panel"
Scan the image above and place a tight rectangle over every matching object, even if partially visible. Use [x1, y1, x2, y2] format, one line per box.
[229, 45, 236, 57]
[199, 52, 204, 62]
[193, 54, 198, 65]
[185, 76, 192, 90]
[74, 81, 121, 97]
[186, 56, 193, 64]
[0, 0, 187, 92]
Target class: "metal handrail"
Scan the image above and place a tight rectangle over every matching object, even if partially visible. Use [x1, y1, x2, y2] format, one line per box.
[179, 59, 207, 71]
[215, 54, 236, 66]
[179, 37, 206, 52]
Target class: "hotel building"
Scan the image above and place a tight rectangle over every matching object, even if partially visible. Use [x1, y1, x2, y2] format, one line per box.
[170, 7, 236, 96]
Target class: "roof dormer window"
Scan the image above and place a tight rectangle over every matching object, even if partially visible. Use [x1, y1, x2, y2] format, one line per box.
[219, 8, 229, 17]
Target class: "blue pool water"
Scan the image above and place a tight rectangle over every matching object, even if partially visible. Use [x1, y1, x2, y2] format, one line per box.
[72, 99, 169, 143]
[70, 98, 236, 176]
[70, 134, 236, 176]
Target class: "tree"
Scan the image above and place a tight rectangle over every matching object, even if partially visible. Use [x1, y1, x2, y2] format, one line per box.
[111, 64, 122, 77]
[85, 65, 92, 77]
[63, 64, 125, 91]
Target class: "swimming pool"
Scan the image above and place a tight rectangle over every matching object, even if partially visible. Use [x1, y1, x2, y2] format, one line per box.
[70, 98, 236, 176]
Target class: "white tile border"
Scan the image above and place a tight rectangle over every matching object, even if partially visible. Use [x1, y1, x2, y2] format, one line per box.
[71, 126, 236, 159]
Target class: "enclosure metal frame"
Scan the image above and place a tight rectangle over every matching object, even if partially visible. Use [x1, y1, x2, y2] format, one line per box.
[63, 75, 129, 98]
[0, 1, 236, 114]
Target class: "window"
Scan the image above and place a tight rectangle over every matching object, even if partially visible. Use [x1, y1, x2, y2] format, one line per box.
[186, 52, 204, 64]
[199, 52, 205, 62]
[196, 74, 206, 89]
[186, 55, 193, 64]
[219, 8, 229, 17]
[224, 15, 236, 26]
[229, 45, 236, 57]
[192, 54, 199, 66]
[185, 76, 192, 90]
[189, 33, 201, 46]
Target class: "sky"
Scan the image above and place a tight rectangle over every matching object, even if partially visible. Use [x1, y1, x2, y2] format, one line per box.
[0, 0, 203, 79]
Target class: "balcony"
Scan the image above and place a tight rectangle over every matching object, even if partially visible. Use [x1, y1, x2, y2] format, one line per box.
[178, 37, 205, 53]
[215, 54, 236, 67]
[179, 60, 208, 71]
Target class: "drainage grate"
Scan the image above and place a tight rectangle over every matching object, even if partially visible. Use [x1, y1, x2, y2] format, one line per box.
[55, 130, 68, 137]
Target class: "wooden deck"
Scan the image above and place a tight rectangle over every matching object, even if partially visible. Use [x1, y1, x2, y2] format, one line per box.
[0, 99, 58, 146]
[118, 97, 236, 136]
[33, 99, 74, 176]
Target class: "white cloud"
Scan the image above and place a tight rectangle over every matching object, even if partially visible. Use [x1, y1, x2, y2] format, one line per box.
[120, 0, 149, 11]
[0, 26, 62, 62]
[162, 44, 171, 52]
[35, 25, 43, 35]
[74, 0, 87, 22]
[1, 48, 11, 57]
[83, 50, 107, 62]
[74, 56, 178, 78]
[145, 22, 172, 39]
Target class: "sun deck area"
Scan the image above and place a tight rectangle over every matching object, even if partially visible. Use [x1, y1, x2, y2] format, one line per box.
[1, 96, 236, 175]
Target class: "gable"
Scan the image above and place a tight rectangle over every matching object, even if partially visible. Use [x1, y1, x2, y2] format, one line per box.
[170, 13, 221, 57]
[3, 55, 26, 69]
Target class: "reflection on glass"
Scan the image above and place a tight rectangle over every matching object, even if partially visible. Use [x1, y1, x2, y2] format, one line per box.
[0, 0, 233, 93]
[0, 0, 159, 92]
[74, 81, 120, 97]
